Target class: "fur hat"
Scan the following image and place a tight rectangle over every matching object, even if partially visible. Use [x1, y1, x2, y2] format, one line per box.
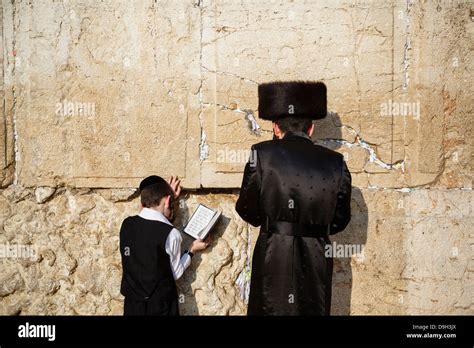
[258, 81, 327, 120]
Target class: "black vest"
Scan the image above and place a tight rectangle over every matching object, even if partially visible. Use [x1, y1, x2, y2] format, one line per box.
[120, 216, 178, 315]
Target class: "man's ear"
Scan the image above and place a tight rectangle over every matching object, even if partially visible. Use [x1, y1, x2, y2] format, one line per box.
[272, 122, 283, 139]
[307, 123, 315, 137]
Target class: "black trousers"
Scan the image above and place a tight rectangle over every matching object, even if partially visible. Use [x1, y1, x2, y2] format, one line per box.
[123, 279, 180, 316]
[124, 295, 179, 316]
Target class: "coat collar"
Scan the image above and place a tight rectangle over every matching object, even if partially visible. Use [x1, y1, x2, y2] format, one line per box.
[282, 131, 313, 142]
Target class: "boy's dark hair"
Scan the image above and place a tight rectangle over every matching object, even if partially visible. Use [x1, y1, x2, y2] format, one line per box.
[140, 177, 174, 208]
[276, 116, 313, 134]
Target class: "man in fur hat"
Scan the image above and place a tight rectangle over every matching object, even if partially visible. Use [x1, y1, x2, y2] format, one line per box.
[236, 81, 352, 315]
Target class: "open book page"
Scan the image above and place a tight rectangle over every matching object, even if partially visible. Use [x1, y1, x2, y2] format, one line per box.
[183, 204, 221, 239]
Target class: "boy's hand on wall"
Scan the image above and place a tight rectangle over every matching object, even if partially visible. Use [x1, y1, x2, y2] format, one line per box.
[167, 175, 182, 198]
[190, 239, 210, 253]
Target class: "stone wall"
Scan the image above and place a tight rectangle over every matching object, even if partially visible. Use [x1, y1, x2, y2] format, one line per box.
[0, 0, 472, 315]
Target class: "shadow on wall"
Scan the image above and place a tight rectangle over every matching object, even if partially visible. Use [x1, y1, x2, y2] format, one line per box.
[313, 112, 369, 315]
[330, 187, 368, 315]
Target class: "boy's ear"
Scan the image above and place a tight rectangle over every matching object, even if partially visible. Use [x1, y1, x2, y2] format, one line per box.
[164, 195, 171, 207]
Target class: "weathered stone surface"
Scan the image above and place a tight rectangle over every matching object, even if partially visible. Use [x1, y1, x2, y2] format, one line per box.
[335, 189, 474, 315]
[0, 187, 472, 315]
[174, 193, 256, 315]
[0, 0, 14, 188]
[34, 187, 56, 204]
[0, 0, 472, 316]
[0, 271, 24, 297]
[0, 1, 5, 186]
[7, 0, 202, 188]
[204, 0, 471, 189]
[0, 0, 470, 189]
[0, 188, 255, 315]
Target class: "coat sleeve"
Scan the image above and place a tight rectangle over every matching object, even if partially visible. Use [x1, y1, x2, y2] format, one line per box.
[330, 160, 352, 234]
[235, 145, 262, 227]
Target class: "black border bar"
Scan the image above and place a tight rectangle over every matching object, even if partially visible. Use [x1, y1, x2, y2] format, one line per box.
[0, 315, 472, 346]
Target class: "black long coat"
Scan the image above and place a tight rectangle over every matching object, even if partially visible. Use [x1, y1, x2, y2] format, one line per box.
[236, 131, 352, 315]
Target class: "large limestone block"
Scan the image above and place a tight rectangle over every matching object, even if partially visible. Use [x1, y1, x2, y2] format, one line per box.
[402, 190, 473, 314]
[2, 0, 471, 189]
[0, 186, 256, 315]
[200, 0, 396, 187]
[199, 0, 472, 189]
[0, 0, 14, 187]
[343, 189, 473, 315]
[8, 0, 202, 188]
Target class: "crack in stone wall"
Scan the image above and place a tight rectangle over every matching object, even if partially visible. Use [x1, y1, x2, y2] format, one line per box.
[201, 65, 259, 85]
[317, 123, 405, 172]
[202, 101, 262, 135]
[402, 0, 412, 90]
[197, 2, 209, 162]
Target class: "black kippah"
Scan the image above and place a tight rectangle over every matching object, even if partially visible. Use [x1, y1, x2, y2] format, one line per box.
[139, 175, 161, 192]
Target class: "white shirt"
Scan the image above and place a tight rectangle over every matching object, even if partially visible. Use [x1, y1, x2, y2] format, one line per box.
[138, 207, 191, 280]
